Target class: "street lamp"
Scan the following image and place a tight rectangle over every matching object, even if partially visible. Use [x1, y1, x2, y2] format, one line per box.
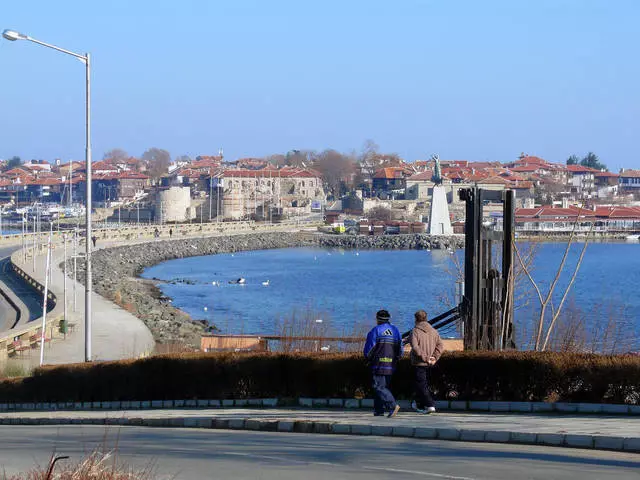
[3, 28, 93, 362]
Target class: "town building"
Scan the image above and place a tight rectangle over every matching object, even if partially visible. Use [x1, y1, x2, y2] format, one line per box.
[515, 205, 640, 234]
[565, 165, 596, 199]
[619, 169, 640, 195]
[221, 168, 324, 220]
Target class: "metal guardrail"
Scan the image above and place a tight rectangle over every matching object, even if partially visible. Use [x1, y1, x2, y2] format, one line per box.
[0, 250, 62, 360]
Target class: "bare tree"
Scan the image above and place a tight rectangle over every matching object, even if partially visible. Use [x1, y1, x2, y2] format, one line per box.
[175, 154, 192, 163]
[312, 149, 356, 196]
[103, 148, 129, 162]
[514, 218, 593, 351]
[142, 148, 171, 181]
[366, 206, 393, 222]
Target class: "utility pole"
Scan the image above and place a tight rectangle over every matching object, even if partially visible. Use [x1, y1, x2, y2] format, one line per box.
[32, 216, 36, 272]
[69, 160, 73, 207]
[39, 231, 52, 366]
[209, 175, 213, 222]
[73, 227, 77, 312]
[63, 233, 68, 336]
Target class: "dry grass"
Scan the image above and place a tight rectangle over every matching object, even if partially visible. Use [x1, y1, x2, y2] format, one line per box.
[272, 307, 370, 353]
[4, 446, 156, 480]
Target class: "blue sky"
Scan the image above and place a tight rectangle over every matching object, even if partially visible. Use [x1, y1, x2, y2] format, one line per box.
[1, 0, 638, 170]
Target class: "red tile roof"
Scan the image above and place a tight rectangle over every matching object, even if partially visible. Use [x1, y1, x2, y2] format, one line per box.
[3, 168, 30, 177]
[407, 171, 433, 181]
[566, 165, 598, 173]
[224, 168, 319, 179]
[593, 206, 640, 218]
[373, 167, 412, 179]
[509, 165, 541, 173]
[515, 156, 548, 165]
[620, 169, 640, 178]
[594, 171, 619, 178]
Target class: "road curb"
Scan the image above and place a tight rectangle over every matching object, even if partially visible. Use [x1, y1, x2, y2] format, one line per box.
[1, 398, 639, 415]
[1, 415, 638, 454]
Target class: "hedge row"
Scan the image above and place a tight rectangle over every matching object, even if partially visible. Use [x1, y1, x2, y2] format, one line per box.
[1, 351, 639, 404]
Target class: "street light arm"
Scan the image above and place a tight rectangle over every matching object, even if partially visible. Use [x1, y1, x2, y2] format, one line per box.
[24, 35, 87, 62]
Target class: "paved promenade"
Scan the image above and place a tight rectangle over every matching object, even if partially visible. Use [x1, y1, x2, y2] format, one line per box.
[0, 407, 638, 453]
[4, 223, 313, 365]
[10, 241, 155, 365]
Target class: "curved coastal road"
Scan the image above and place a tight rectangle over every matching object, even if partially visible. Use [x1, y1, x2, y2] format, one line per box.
[0, 426, 638, 479]
[0, 246, 41, 330]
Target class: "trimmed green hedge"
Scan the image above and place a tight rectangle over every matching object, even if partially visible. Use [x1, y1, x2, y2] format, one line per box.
[1, 351, 638, 404]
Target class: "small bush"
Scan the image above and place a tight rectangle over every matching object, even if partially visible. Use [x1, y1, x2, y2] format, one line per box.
[0, 351, 637, 404]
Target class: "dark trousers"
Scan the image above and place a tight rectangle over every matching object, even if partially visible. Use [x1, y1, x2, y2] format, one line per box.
[372, 374, 397, 414]
[414, 366, 435, 409]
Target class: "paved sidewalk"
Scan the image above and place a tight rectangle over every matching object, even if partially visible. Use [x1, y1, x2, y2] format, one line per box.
[7, 225, 306, 365]
[1, 408, 638, 452]
[10, 240, 157, 365]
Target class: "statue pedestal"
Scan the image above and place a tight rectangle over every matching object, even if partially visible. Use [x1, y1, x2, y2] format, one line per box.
[428, 185, 453, 235]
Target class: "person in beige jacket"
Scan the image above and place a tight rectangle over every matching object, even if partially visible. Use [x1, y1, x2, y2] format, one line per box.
[407, 310, 444, 413]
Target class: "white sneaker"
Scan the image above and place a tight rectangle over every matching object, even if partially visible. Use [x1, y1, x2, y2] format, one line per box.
[426, 407, 436, 414]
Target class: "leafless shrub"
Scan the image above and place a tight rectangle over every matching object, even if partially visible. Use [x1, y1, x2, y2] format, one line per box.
[273, 307, 369, 353]
[541, 300, 638, 354]
[5, 445, 157, 480]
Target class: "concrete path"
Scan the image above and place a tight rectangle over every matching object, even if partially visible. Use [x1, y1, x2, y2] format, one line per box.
[6, 224, 306, 365]
[1, 408, 638, 453]
[10, 240, 155, 365]
[0, 425, 639, 479]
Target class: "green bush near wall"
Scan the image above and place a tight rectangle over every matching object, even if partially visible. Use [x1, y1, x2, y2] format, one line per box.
[0, 351, 638, 404]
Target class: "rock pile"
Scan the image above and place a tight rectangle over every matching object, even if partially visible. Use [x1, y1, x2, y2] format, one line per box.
[66, 232, 463, 347]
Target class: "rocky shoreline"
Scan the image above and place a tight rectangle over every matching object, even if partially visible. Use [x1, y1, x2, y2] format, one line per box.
[66, 232, 463, 348]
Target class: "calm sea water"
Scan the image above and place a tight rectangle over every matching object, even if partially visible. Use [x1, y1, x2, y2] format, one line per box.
[142, 243, 640, 344]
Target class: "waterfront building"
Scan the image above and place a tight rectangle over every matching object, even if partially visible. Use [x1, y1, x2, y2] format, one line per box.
[619, 169, 640, 196]
[515, 205, 640, 234]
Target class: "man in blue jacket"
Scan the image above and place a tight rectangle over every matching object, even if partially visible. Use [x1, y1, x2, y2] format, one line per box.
[363, 309, 402, 417]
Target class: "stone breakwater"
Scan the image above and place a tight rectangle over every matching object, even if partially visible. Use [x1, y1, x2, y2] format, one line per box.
[316, 233, 464, 250]
[66, 232, 463, 347]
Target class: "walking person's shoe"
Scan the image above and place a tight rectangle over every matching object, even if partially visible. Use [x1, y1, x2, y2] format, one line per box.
[415, 407, 427, 414]
[373, 412, 384, 417]
[426, 406, 436, 414]
[388, 404, 401, 418]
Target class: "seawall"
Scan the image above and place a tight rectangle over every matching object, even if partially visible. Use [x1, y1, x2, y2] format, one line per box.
[70, 232, 463, 347]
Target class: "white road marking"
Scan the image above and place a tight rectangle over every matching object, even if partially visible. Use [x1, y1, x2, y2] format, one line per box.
[221, 451, 478, 479]
[364, 466, 477, 480]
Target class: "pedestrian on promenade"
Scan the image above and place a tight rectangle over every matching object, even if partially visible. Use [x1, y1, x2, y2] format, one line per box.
[91, 235, 97, 248]
[363, 309, 402, 417]
[154, 227, 160, 239]
[407, 310, 443, 414]
[169, 228, 173, 238]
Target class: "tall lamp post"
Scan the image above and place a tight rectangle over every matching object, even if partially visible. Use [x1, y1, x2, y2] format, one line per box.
[3, 28, 93, 362]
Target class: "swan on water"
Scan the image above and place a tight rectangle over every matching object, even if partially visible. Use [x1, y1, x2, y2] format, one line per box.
[212, 281, 220, 287]
[262, 280, 270, 286]
[228, 277, 246, 285]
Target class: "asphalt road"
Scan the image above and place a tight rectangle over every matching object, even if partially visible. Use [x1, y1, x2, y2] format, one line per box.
[0, 245, 41, 329]
[0, 426, 638, 479]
